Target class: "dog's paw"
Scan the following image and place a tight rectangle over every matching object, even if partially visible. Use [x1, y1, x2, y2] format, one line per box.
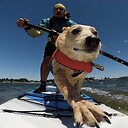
[72, 100, 111, 127]
[81, 100, 111, 123]
[73, 101, 100, 128]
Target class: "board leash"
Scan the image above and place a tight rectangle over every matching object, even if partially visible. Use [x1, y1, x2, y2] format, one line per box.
[2, 109, 73, 118]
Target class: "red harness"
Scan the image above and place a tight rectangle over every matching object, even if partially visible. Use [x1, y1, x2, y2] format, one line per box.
[51, 48, 93, 73]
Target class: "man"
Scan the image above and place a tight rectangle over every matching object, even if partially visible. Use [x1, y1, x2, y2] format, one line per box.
[16, 3, 77, 92]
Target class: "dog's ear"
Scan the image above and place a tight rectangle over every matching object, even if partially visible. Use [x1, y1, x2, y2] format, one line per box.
[55, 27, 70, 48]
[62, 27, 71, 32]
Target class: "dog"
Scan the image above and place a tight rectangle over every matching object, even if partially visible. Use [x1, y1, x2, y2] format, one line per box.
[52, 24, 111, 128]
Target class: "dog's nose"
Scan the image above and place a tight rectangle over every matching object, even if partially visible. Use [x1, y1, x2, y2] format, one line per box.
[86, 36, 100, 45]
[86, 36, 100, 50]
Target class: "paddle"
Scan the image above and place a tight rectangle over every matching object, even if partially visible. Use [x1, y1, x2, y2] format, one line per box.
[25, 23, 59, 35]
[26, 23, 128, 67]
[100, 50, 128, 67]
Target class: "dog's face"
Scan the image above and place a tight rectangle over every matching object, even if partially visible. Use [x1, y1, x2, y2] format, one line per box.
[56, 24, 101, 62]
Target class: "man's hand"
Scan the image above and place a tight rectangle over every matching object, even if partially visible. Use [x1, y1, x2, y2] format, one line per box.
[16, 18, 29, 28]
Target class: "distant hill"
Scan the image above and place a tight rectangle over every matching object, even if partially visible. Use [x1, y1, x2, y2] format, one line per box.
[118, 76, 128, 79]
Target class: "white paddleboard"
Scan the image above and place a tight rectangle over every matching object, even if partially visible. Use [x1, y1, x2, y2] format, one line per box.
[0, 85, 128, 128]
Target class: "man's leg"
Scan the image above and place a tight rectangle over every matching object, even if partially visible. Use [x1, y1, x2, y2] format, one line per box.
[34, 56, 51, 93]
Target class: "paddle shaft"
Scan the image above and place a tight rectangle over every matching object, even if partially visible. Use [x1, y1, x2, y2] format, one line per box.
[100, 50, 128, 67]
[26, 23, 60, 35]
[26, 23, 128, 67]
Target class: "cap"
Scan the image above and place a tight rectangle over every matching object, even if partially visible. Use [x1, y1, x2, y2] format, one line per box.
[54, 3, 66, 10]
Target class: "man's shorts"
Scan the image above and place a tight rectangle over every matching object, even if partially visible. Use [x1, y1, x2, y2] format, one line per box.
[44, 42, 56, 58]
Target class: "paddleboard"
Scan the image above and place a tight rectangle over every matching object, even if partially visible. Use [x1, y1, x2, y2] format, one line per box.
[0, 84, 128, 128]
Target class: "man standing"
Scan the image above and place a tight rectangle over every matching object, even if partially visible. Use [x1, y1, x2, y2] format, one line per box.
[16, 3, 77, 93]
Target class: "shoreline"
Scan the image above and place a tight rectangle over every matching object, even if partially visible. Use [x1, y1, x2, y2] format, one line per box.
[0, 76, 128, 84]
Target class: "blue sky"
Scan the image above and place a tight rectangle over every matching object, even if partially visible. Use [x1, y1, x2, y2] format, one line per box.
[0, 0, 128, 80]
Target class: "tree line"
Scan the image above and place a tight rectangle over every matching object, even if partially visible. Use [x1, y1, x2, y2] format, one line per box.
[0, 78, 54, 83]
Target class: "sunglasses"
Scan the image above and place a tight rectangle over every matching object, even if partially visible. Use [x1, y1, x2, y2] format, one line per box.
[54, 7, 65, 11]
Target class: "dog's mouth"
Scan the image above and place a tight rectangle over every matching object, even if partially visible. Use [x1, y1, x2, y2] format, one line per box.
[73, 47, 97, 53]
[73, 48, 88, 52]
[73, 36, 101, 53]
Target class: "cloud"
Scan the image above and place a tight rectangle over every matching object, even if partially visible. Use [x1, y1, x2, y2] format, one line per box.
[124, 40, 128, 43]
[117, 50, 121, 53]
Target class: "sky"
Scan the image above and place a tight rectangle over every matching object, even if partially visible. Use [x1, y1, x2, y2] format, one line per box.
[0, 0, 128, 81]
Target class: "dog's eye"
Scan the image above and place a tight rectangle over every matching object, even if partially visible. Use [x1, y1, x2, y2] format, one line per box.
[93, 31, 98, 36]
[90, 28, 98, 36]
[71, 28, 81, 35]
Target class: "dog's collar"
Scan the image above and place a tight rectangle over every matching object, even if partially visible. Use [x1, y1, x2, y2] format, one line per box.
[51, 48, 93, 73]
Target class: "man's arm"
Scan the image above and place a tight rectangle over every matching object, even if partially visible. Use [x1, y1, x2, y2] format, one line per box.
[16, 18, 44, 38]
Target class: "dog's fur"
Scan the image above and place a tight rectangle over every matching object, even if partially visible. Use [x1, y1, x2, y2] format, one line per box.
[52, 24, 111, 127]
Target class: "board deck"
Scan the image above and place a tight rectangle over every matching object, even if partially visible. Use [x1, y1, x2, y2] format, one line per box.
[0, 84, 128, 128]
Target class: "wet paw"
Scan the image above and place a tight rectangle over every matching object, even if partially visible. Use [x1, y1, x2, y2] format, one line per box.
[73, 101, 100, 127]
[72, 100, 111, 127]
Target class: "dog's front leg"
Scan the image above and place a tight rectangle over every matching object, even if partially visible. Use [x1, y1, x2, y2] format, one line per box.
[53, 62, 101, 127]
[56, 81, 96, 127]
[68, 90, 100, 127]
[61, 86, 99, 127]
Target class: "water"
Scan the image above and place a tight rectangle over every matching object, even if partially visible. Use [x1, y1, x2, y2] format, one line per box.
[0, 78, 128, 115]
[82, 78, 128, 115]
[0, 83, 38, 104]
